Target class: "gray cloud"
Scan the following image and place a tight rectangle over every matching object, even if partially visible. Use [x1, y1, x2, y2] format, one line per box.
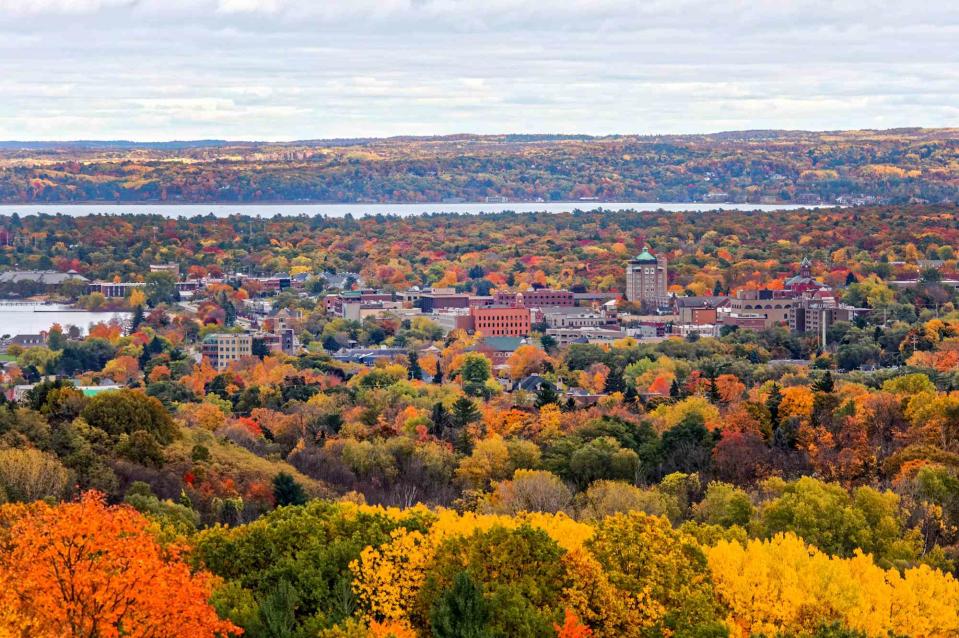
[0, 0, 957, 139]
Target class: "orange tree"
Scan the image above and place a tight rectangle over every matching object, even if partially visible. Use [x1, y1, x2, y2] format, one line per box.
[0, 492, 239, 638]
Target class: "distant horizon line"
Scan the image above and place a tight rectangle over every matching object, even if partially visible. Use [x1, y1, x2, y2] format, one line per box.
[0, 126, 956, 147]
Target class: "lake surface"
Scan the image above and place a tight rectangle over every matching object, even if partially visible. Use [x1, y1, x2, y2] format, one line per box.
[0, 202, 828, 218]
[0, 303, 130, 337]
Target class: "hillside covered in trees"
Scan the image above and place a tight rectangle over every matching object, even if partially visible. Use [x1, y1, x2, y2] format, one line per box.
[4, 204, 959, 635]
[2, 128, 959, 204]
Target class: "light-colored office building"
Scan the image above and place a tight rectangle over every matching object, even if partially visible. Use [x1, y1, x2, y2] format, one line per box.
[625, 246, 668, 308]
[201, 333, 253, 371]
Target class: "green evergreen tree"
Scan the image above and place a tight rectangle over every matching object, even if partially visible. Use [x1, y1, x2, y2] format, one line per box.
[534, 382, 559, 408]
[430, 571, 492, 638]
[814, 623, 867, 638]
[706, 367, 720, 404]
[766, 382, 783, 429]
[813, 370, 835, 393]
[272, 472, 307, 507]
[408, 350, 424, 380]
[670, 378, 681, 398]
[451, 396, 481, 429]
[224, 299, 237, 327]
[251, 338, 271, 358]
[431, 402, 451, 437]
[451, 396, 481, 453]
[258, 579, 299, 638]
[131, 303, 145, 331]
[539, 334, 557, 354]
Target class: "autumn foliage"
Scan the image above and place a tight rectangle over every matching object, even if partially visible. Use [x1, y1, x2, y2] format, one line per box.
[0, 492, 239, 638]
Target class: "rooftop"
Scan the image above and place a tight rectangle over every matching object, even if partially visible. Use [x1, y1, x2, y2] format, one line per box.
[475, 336, 531, 352]
[632, 246, 658, 263]
[0, 270, 89, 284]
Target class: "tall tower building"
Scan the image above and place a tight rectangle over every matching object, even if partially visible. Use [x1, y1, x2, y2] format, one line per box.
[625, 246, 668, 307]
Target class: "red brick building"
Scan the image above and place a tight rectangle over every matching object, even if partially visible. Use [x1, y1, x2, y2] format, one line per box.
[493, 289, 574, 308]
[470, 305, 531, 337]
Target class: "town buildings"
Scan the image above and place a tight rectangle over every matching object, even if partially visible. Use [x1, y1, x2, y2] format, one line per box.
[674, 296, 729, 325]
[469, 305, 531, 337]
[714, 310, 767, 333]
[493, 289, 574, 307]
[332, 346, 408, 365]
[149, 263, 180, 278]
[727, 290, 795, 328]
[625, 246, 669, 308]
[341, 299, 405, 321]
[0, 270, 87, 290]
[788, 292, 861, 340]
[428, 311, 474, 334]
[472, 336, 531, 367]
[324, 290, 393, 316]
[87, 281, 145, 298]
[669, 257, 865, 340]
[201, 333, 253, 371]
[545, 326, 627, 346]
[535, 307, 615, 329]
[235, 273, 292, 294]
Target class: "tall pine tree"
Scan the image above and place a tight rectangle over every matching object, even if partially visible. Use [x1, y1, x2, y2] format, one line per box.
[272, 472, 307, 507]
[408, 350, 424, 381]
[430, 571, 491, 638]
[534, 382, 560, 408]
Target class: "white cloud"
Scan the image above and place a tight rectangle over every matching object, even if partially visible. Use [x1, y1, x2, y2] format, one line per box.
[215, 0, 281, 14]
[0, 0, 137, 14]
[0, 1, 957, 139]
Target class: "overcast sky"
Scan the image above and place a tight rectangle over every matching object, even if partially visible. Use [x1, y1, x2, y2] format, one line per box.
[0, 0, 957, 141]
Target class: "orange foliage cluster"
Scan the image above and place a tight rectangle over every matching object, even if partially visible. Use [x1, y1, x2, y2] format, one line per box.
[0, 493, 239, 638]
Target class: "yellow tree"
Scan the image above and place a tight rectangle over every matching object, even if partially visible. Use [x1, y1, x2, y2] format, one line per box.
[128, 287, 147, 309]
[707, 533, 959, 638]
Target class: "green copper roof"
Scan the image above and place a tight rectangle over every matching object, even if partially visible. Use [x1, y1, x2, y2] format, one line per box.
[634, 246, 657, 262]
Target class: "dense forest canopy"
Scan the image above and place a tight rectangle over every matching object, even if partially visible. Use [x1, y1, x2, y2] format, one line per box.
[1, 128, 958, 204]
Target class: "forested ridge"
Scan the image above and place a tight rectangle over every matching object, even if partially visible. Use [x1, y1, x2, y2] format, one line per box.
[2, 128, 958, 204]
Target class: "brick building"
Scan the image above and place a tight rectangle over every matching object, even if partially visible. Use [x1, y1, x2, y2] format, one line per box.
[674, 296, 730, 325]
[470, 305, 531, 337]
[493, 289, 574, 307]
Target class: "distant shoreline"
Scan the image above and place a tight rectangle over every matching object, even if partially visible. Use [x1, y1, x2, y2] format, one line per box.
[0, 199, 808, 206]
